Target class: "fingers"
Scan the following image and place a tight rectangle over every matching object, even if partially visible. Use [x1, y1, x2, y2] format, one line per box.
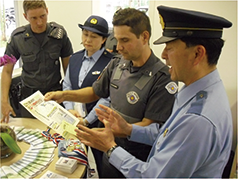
[1, 116, 9, 123]
[11, 109, 16, 117]
[96, 105, 112, 120]
[98, 104, 111, 112]
[102, 119, 111, 131]
[1, 111, 11, 123]
[75, 125, 96, 147]
[95, 108, 108, 120]
[44, 92, 52, 101]
[76, 124, 91, 133]
[1, 117, 5, 123]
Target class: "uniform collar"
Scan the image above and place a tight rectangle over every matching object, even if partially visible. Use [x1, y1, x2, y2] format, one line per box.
[120, 50, 159, 75]
[83, 47, 105, 63]
[176, 69, 220, 108]
[23, 23, 50, 39]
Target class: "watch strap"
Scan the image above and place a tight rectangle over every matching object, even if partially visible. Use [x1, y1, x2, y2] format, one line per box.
[106, 145, 118, 159]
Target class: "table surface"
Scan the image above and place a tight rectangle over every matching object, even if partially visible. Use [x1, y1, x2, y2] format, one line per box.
[1, 118, 86, 178]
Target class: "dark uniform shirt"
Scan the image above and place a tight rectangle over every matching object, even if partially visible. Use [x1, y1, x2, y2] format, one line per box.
[5, 22, 73, 92]
[93, 51, 177, 173]
[93, 51, 176, 124]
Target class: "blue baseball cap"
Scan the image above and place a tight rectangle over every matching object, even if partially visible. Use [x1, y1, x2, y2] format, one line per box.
[78, 15, 110, 37]
[154, 6, 232, 45]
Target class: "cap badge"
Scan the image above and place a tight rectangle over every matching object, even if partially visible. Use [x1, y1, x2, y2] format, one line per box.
[159, 14, 165, 29]
[90, 18, 98, 25]
[126, 91, 139, 104]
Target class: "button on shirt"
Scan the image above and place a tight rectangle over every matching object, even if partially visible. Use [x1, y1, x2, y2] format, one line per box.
[63, 48, 110, 124]
[108, 69, 232, 178]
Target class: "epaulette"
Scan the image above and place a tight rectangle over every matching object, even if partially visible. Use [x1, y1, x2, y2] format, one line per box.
[49, 22, 65, 39]
[103, 50, 114, 58]
[7, 26, 26, 44]
[187, 91, 207, 115]
[11, 26, 26, 37]
[50, 21, 65, 29]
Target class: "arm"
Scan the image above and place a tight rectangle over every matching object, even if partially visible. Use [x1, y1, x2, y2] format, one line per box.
[75, 114, 215, 178]
[1, 63, 15, 123]
[109, 116, 216, 178]
[61, 56, 70, 75]
[62, 67, 74, 110]
[95, 105, 159, 138]
[62, 67, 81, 118]
[85, 97, 110, 125]
[44, 87, 100, 104]
[133, 117, 154, 127]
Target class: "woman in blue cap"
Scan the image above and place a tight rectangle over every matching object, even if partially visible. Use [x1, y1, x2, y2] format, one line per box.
[62, 15, 113, 177]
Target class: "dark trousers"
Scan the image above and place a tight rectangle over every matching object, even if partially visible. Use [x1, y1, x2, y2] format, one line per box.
[86, 121, 104, 178]
[101, 137, 151, 178]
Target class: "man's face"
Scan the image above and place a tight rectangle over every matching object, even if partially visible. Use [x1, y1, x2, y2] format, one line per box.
[114, 25, 145, 62]
[24, 7, 48, 33]
[161, 39, 196, 85]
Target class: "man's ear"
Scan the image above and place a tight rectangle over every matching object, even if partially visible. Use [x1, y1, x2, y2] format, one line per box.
[141, 31, 150, 44]
[193, 45, 206, 65]
[23, 13, 27, 21]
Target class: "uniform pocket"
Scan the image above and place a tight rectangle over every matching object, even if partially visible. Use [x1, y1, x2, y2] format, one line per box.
[49, 52, 60, 60]
[22, 54, 39, 71]
[48, 52, 60, 68]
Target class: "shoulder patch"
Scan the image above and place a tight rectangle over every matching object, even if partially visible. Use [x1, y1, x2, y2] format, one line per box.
[165, 82, 178, 94]
[50, 21, 64, 28]
[49, 22, 66, 39]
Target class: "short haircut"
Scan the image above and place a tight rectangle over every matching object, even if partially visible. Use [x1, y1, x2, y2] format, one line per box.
[112, 8, 151, 39]
[181, 37, 224, 65]
[23, 0, 47, 14]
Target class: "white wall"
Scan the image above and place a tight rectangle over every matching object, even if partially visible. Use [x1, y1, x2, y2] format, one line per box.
[2, 0, 237, 151]
[15, 0, 92, 52]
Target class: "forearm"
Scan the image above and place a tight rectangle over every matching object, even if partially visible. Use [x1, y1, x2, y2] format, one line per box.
[63, 87, 100, 103]
[86, 98, 110, 124]
[1, 68, 13, 102]
[133, 118, 155, 127]
[61, 56, 70, 74]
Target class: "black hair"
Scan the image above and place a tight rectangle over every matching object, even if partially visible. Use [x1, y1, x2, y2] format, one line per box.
[180, 37, 224, 65]
[112, 8, 151, 39]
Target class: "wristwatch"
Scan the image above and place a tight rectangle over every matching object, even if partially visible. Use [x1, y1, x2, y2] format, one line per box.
[106, 145, 118, 159]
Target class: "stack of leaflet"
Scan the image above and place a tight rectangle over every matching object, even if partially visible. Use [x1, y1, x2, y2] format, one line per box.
[0, 126, 56, 178]
[55, 157, 78, 174]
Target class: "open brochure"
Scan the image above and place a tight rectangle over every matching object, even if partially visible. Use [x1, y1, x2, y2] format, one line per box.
[20, 91, 80, 139]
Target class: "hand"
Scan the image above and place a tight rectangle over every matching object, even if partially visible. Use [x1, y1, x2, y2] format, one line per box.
[95, 104, 132, 137]
[68, 109, 81, 118]
[1, 101, 16, 123]
[75, 119, 116, 153]
[44, 91, 64, 103]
